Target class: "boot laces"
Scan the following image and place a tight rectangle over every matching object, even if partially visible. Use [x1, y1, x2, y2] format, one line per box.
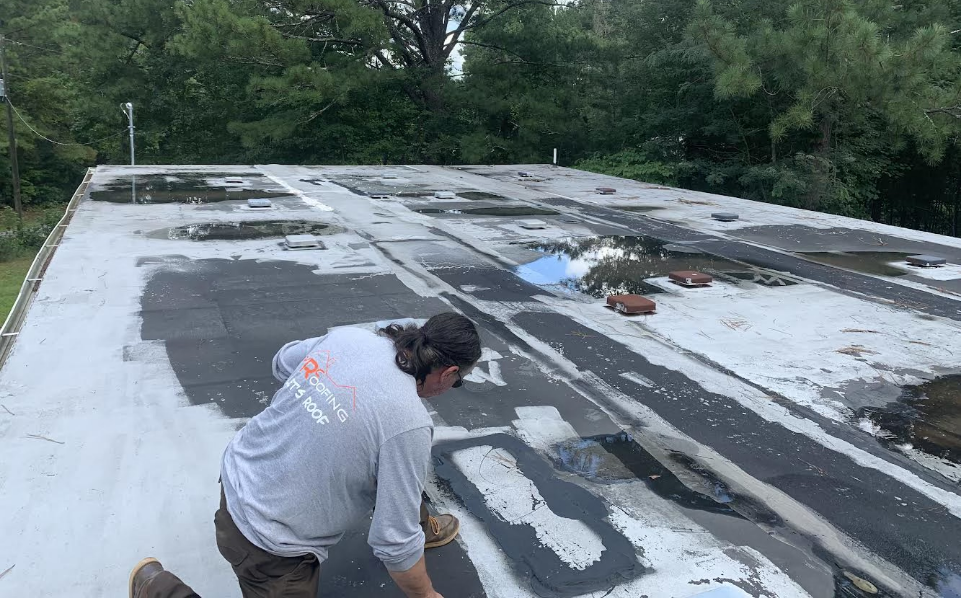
[428, 515, 441, 536]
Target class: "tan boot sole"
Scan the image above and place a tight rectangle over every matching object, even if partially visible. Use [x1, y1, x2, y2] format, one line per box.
[129, 557, 160, 598]
[424, 518, 460, 549]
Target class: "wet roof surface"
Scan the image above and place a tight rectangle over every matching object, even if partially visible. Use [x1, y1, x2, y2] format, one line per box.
[3, 164, 961, 598]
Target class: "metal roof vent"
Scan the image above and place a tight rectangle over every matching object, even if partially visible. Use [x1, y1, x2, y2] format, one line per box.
[519, 171, 532, 178]
[606, 294, 656, 314]
[596, 187, 617, 195]
[285, 234, 325, 250]
[247, 198, 272, 209]
[712, 212, 739, 222]
[225, 177, 245, 185]
[518, 219, 547, 230]
[435, 191, 456, 199]
[906, 255, 946, 267]
[669, 270, 713, 287]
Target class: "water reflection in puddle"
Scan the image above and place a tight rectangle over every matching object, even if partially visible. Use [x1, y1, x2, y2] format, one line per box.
[157, 221, 335, 241]
[414, 206, 559, 217]
[800, 252, 910, 277]
[458, 191, 508, 201]
[932, 568, 961, 598]
[616, 205, 663, 213]
[555, 433, 741, 516]
[517, 236, 745, 297]
[860, 375, 961, 467]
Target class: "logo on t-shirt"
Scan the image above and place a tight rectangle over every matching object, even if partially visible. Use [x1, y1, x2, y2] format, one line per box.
[283, 350, 357, 425]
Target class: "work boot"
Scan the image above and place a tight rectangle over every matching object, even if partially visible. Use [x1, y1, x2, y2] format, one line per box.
[422, 514, 460, 549]
[129, 558, 164, 598]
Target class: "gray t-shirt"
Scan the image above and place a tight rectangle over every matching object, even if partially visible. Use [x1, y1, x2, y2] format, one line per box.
[220, 327, 433, 572]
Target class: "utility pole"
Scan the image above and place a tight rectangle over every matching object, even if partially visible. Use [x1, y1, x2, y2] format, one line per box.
[0, 35, 23, 220]
[122, 102, 135, 166]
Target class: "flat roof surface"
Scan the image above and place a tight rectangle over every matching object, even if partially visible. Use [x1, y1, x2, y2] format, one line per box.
[2, 164, 961, 597]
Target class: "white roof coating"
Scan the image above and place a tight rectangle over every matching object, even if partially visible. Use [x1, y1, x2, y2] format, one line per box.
[2, 164, 961, 598]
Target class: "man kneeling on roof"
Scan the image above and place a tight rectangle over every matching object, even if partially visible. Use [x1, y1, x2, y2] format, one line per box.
[130, 312, 482, 598]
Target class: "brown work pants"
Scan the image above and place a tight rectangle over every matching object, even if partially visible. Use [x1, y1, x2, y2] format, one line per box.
[143, 489, 320, 598]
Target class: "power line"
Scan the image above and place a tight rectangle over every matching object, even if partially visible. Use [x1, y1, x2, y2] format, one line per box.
[8, 40, 68, 56]
[9, 100, 125, 147]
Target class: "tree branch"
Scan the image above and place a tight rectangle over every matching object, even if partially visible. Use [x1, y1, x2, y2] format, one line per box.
[371, 0, 431, 61]
[373, 50, 397, 69]
[123, 40, 143, 65]
[458, 40, 579, 69]
[274, 32, 366, 47]
[303, 100, 338, 124]
[442, 2, 481, 60]
[925, 106, 961, 119]
[463, 1, 563, 32]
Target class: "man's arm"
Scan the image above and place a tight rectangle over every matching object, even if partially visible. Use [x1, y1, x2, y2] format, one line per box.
[368, 427, 440, 598]
[389, 556, 443, 598]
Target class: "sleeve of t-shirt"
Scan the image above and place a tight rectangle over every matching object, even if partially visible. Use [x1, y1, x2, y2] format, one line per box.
[368, 427, 432, 572]
[271, 336, 325, 382]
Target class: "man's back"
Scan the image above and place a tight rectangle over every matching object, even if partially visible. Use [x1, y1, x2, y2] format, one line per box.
[220, 327, 434, 569]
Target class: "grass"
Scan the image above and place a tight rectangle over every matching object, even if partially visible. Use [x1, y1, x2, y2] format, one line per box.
[0, 204, 68, 322]
[0, 206, 60, 231]
[0, 254, 37, 322]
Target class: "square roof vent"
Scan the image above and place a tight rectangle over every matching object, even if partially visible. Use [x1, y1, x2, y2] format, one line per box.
[669, 270, 713, 287]
[435, 191, 456, 199]
[596, 187, 617, 195]
[606, 294, 656, 314]
[712, 212, 739, 222]
[518, 219, 547, 230]
[519, 171, 532, 178]
[906, 255, 946, 267]
[247, 198, 272, 209]
[285, 234, 324, 250]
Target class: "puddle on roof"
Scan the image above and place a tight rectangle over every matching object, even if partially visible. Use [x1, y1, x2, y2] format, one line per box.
[322, 174, 440, 198]
[155, 220, 336, 241]
[517, 235, 745, 297]
[722, 268, 799, 287]
[559, 433, 930, 597]
[414, 206, 559, 217]
[556, 433, 741, 515]
[799, 251, 910, 277]
[617, 205, 664, 213]
[859, 375, 961, 466]
[930, 568, 961, 598]
[458, 191, 508, 201]
[395, 190, 438, 197]
[89, 174, 293, 204]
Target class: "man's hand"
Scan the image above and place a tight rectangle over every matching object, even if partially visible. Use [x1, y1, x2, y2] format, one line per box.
[387, 555, 440, 598]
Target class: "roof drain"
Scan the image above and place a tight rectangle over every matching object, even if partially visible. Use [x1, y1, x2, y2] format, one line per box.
[712, 212, 739, 222]
[906, 255, 946, 267]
